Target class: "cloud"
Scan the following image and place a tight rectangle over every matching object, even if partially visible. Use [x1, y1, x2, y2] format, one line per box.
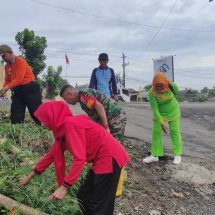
[1, 0, 215, 89]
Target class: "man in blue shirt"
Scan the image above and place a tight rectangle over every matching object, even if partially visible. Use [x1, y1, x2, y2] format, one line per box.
[89, 53, 118, 97]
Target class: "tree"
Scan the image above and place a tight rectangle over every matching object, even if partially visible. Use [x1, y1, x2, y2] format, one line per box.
[196, 93, 208, 102]
[36, 77, 45, 92]
[201, 87, 209, 95]
[45, 66, 59, 99]
[15, 28, 47, 77]
[57, 66, 69, 89]
[183, 88, 199, 101]
[144, 84, 152, 91]
[58, 77, 69, 90]
[208, 86, 215, 97]
[44, 66, 68, 99]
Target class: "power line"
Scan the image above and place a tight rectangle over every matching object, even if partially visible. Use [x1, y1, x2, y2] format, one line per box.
[45, 46, 123, 62]
[143, 0, 178, 53]
[46, 47, 98, 57]
[175, 68, 213, 78]
[27, 0, 215, 33]
[126, 74, 149, 83]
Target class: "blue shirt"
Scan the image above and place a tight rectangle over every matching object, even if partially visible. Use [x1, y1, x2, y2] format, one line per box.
[89, 67, 117, 97]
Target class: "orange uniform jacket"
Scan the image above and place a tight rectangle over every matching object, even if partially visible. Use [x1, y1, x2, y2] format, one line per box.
[4, 56, 35, 89]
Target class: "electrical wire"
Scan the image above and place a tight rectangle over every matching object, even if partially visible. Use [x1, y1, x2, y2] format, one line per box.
[27, 0, 215, 33]
[143, 0, 178, 53]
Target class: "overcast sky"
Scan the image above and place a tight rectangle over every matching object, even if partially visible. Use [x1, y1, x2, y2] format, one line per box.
[1, 0, 215, 90]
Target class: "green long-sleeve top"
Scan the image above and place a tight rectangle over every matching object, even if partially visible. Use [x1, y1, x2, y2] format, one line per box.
[148, 82, 181, 125]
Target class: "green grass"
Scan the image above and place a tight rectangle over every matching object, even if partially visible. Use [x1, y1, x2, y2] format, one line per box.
[0, 123, 86, 215]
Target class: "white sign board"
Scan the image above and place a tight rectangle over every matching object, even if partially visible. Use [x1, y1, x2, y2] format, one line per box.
[153, 56, 174, 81]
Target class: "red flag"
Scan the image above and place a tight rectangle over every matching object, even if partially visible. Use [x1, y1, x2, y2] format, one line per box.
[65, 53, 70, 64]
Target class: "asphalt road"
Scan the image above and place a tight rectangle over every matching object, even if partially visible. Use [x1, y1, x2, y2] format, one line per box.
[1, 100, 215, 162]
[123, 102, 215, 162]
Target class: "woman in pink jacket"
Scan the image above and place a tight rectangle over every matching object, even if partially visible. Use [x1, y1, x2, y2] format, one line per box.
[20, 101, 130, 215]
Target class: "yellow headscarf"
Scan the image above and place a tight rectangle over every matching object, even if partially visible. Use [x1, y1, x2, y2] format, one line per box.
[152, 72, 170, 94]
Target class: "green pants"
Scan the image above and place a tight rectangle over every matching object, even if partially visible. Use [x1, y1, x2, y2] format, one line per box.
[151, 118, 182, 156]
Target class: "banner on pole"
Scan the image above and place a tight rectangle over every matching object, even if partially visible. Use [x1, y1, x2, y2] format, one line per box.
[153, 56, 174, 81]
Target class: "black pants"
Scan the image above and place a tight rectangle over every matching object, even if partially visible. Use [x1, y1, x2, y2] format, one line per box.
[77, 159, 121, 215]
[11, 82, 42, 125]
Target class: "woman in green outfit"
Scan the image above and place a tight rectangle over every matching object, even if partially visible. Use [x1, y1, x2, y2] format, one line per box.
[143, 72, 182, 165]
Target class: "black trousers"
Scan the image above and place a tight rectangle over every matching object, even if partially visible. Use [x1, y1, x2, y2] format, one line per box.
[77, 159, 121, 215]
[11, 82, 42, 125]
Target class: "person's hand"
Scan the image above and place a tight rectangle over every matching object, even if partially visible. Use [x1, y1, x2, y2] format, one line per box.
[49, 186, 68, 201]
[102, 123, 110, 132]
[19, 176, 31, 186]
[19, 171, 36, 186]
[0, 86, 9, 96]
[88, 162, 93, 168]
[161, 123, 168, 134]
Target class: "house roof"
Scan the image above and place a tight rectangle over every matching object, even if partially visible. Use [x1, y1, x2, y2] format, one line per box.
[127, 88, 139, 93]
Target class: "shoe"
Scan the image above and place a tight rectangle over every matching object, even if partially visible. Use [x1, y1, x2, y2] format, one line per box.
[173, 156, 181, 165]
[143, 155, 159, 163]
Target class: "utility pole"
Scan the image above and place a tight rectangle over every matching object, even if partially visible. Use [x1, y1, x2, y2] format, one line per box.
[122, 53, 129, 88]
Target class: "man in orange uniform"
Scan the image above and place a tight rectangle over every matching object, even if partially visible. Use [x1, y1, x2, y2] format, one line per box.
[0, 45, 42, 124]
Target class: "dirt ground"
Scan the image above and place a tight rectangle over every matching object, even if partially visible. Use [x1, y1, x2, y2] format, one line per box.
[1, 100, 215, 215]
[114, 101, 215, 214]
[114, 137, 215, 215]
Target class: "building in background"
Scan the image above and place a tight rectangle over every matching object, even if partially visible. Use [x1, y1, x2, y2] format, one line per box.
[74, 82, 142, 102]
[117, 84, 139, 102]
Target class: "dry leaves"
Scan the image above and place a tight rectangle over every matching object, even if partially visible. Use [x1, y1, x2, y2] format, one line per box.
[7, 207, 18, 215]
[170, 189, 184, 198]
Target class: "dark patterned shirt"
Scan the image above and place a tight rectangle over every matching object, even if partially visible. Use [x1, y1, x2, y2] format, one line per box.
[78, 88, 122, 123]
